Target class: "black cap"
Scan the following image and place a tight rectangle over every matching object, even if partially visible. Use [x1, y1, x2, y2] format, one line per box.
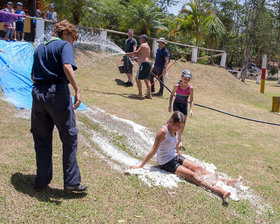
[140, 34, 148, 41]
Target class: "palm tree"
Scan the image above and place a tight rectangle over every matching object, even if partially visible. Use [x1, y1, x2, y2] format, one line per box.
[44, 0, 98, 25]
[204, 16, 226, 64]
[176, 0, 214, 47]
[120, 0, 165, 36]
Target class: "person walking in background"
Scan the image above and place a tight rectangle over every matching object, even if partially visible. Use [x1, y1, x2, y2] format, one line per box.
[2, 1, 16, 41]
[31, 20, 87, 192]
[123, 29, 137, 87]
[125, 34, 152, 99]
[15, 2, 25, 41]
[150, 37, 169, 96]
[168, 70, 194, 149]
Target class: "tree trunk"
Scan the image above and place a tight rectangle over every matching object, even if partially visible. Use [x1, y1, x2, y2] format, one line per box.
[275, 7, 280, 67]
[73, 11, 80, 25]
[210, 51, 214, 64]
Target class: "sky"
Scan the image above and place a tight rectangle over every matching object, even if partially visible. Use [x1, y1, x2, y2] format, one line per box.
[167, 1, 186, 15]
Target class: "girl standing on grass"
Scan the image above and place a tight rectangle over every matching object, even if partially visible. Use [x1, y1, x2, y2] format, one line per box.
[168, 69, 194, 148]
[131, 111, 240, 199]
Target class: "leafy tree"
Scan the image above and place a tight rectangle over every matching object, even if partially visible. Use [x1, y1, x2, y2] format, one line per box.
[178, 0, 214, 47]
[120, 0, 165, 36]
[204, 16, 226, 64]
[43, 0, 99, 25]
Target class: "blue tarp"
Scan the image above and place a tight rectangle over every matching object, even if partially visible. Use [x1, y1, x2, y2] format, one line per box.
[0, 40, 87, 110]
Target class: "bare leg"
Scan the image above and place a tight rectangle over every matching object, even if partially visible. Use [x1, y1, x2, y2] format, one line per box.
[12, 29, 16, 41]
[4, 28, 10, 40]
[127, 73, 133, 82]
[144, 78, 152, 99]
[182, 159, 241, 187]
[175, 165, 231, 199]
[177, 115, 187, 143]
[182, 159, 212, 175]
[136, 79, 143, 97]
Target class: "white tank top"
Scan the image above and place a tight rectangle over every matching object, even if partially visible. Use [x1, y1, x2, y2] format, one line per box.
[156, 125, 177, 165]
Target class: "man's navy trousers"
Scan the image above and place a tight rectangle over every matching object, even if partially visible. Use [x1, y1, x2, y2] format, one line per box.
[31, 82, 81, 187]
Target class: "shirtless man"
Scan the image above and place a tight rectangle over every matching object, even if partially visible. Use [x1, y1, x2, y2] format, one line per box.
[125, 34, 152, 99]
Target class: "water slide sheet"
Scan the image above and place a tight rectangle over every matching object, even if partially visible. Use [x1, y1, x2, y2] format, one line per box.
[0, 40, 87, 110]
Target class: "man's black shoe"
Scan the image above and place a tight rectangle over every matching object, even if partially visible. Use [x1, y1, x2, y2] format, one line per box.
[64, 184, 88, 192]
[124, 81, 129, 85]
[153, 92, 163, 96]
[125, 81, 133, 87]
[34, 184, 49, 191]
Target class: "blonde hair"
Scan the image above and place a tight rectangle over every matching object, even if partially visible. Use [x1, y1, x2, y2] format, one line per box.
[52, 20, 79, 41]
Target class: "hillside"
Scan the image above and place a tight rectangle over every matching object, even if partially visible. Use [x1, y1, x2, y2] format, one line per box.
[1, 50, 279, 223]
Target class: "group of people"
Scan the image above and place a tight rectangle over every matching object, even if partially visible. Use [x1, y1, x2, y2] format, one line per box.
[123, 30, 170, 99]
[30, 20, 239, 200]
[123, 29, 194, 144]
[2, 1, 25, 41]
[1, 2, 59, 41]
[122, 29, 239, 199]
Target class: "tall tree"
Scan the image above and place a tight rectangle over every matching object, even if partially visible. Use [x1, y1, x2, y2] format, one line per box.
[204, 16, 226, 64]
[178, 0, 214, 47]
[120, 0, 165, 35]
[44, 0, 98, 25]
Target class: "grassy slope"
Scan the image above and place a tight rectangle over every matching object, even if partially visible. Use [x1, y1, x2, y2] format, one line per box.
[1, 51, 280, 223]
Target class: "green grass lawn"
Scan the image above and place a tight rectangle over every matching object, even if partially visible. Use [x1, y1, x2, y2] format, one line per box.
[0, 53, 280, 223]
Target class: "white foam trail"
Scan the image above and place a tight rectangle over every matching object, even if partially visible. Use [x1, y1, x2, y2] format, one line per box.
[82, 107, 153, 157]
[80, 105, 273, 214]
[80, 124, 181, 188]
[14, 109, 31, 120]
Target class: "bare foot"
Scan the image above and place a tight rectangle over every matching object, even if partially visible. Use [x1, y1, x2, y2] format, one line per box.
[132, 95, 144, 100]
[223, 191, 231, 199]
[227, 177, 243, 187]
[145, 96, 152, 99]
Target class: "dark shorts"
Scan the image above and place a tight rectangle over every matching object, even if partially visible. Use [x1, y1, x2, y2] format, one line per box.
[151, 66, 164, 76]
[123, 56, 133, 74]
[16, 22, 24, 32]
[173, 101, 188, 115]
[136, 62, 152, 80]
[159, 155, 185, 173]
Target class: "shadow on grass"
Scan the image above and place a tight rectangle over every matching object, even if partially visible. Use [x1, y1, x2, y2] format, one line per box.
[83, 88, 145, 100]
[115, 78, 127, 86]
[11, 173, 87, 205]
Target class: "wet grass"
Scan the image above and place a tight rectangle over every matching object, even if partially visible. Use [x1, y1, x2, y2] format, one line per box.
[1, 54, 280, 223]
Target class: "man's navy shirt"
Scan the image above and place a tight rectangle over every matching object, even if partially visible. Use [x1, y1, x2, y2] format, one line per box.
[154, 47, 169, 68]
[125, 38, 137, 53]
[32, 40, 77, 83]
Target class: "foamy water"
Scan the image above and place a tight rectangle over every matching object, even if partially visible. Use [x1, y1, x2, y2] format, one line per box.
[80, 105, 273, 215]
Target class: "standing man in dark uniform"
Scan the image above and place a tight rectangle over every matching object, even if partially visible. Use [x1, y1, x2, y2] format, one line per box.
[31, 20, 87, 191]
[123, 29, 137, 87]
[150, 37, 169, 96]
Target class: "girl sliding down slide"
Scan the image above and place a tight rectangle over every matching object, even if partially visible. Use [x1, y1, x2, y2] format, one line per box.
[130, 111, 241, 199]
